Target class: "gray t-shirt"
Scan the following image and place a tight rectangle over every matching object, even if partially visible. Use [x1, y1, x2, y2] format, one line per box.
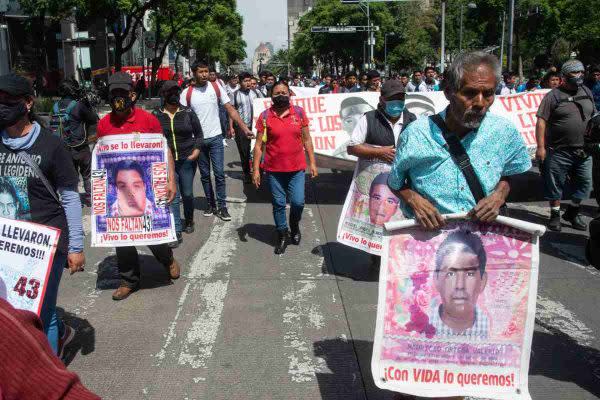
[537, 86, 596, 148]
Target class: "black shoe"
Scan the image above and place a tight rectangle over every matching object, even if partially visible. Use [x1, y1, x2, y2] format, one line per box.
[275, 230, 289, 254]
[290, 224, 301, 245]
[563, 205, 587, 231]
[548, 210, 562, 232]
[184, 220, 195, 234]
[203, 206, 215, 217]
[217, 208, 232, 221]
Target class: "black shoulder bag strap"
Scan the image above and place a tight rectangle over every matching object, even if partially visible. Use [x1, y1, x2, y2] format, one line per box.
[18, 151, 61, 205]
[430, 114, 486, 203]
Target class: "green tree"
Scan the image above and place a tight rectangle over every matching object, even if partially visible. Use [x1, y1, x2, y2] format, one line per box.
[290, 0, 439, 74]
[264, 49, 290, 77]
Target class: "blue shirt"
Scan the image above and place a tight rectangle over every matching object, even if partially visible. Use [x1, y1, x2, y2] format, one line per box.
[388, 109, 532, 216]
[590, 81, 600, 111]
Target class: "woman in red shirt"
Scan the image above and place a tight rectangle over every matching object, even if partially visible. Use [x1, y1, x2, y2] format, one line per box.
[253, 81, 318, 254]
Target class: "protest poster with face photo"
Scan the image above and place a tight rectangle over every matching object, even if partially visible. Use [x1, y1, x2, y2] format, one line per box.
[90, 133, 176, 247]
[0, 217, 60, 315]
[372, 217, 545, 399]
[336, 158, 405, 255]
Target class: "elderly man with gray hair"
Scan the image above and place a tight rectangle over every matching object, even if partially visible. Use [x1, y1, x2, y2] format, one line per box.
[387, 52, 532, 229]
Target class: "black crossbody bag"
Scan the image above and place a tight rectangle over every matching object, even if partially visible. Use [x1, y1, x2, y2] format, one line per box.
[18, 151, 61, 205]
[430, 114, 508, 216]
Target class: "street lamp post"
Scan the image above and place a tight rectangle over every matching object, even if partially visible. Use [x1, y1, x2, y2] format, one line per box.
[384, 32, 395, 77]
[440, 0, 446, 73]
[507, 0, 515, 71]
[459, 2, 477, 53]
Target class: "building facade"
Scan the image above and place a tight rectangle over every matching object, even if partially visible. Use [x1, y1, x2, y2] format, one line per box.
[287, 0, 313, 49]
[251, 42, 274, 76]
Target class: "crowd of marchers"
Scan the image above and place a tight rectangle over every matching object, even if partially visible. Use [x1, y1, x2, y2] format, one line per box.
[0, 51, 599, 398]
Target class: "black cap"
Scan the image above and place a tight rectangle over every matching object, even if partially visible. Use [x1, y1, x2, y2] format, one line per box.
[108, 72, 133, 92]
[0, 73, 34, 97]
[381, 80, 405, 98]
[159, 80, 180, 96]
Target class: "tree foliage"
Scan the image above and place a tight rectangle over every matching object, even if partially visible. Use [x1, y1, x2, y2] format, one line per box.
[291, 0, 600, 75]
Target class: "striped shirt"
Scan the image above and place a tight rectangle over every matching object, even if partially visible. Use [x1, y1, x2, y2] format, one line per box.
[232, 89, 263, 127]
[430, 302, 489, 340]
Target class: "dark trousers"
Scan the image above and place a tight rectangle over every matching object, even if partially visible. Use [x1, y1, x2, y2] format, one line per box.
[197, 136, 226, 209]
[70, 144, 91, 204]
[171, 158, 197, 232]
[234, 127, 252, 176]
[116, 244, 173, 288]
[593, 154, 600, 206]
[542, 148, 593, 201]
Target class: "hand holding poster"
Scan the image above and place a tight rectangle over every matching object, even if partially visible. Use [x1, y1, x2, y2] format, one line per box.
[336, 158, 404, 255]
[372, 215, 545, 399]
[0, 217, 60, 315]
[91, 133, 176, 247]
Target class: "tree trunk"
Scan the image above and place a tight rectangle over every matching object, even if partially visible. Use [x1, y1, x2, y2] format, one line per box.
[114, 33, 124, 72]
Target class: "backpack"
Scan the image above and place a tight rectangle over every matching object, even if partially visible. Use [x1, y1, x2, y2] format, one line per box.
[49, 100, 84, 147]
[549, 85, 595, 122]
[185, 81, 222, 108]
[259, 105, 305, 143]
[185, 81, 228, 134]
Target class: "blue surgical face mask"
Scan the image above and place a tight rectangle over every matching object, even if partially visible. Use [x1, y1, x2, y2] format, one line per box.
[385, 100, 405, 117]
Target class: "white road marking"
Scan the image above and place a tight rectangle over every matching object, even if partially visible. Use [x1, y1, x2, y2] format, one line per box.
[536, 295, 595, 346]
[155, 204, 246, 372]
[282, 280, 327, 383]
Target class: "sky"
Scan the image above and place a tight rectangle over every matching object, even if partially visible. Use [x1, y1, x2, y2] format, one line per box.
[236, 0, 288, 63]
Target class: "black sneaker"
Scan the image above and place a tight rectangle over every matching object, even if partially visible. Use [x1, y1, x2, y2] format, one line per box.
[548, 210, 562, 232]
[217, 208, 232, 221]
[563, 206, 587, 231]
[203, 206, 215, 217]
[184, 220, 195, 234]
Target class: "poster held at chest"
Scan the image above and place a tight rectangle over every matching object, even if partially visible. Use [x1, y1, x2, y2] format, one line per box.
[91, 133, 176, 247]
[336, 157, 405, 256]
[0, 217, 60, 315]
[372, 215, 545, 399]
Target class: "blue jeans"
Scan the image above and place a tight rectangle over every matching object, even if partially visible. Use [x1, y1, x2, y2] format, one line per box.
[171, 158, 197, 232]
[266, 171, 305, 231]
[40, 252, 66, 354]
[197, 136, 226, 209]
[542, 148, 593, 201]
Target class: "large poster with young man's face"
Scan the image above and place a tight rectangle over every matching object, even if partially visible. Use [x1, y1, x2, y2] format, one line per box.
[90, 134, 176, 247]
[372, 218, 544, 400]
[336, 158, 405, 255]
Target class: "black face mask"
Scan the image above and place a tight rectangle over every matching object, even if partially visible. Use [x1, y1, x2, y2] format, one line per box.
[0, 102, 28, 130]
[165, 94, 180, 105]
[109, 95, 134, 112]
[272, 95, 290, 108]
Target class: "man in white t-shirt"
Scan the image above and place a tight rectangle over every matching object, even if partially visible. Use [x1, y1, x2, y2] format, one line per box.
[181, 61, 253, 221]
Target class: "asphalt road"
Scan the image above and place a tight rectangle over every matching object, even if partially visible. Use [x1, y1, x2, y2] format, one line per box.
[58, 143, 600, 400]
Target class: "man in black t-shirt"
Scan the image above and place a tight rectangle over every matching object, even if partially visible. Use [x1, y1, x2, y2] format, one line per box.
[536, 60, 597, 231]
